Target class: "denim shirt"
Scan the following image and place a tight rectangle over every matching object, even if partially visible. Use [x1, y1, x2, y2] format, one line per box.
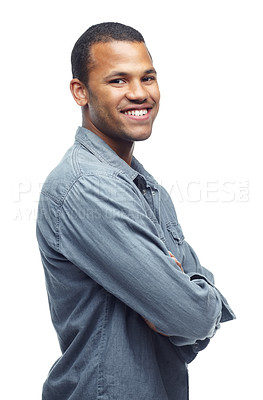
[36, 127, 235, 400]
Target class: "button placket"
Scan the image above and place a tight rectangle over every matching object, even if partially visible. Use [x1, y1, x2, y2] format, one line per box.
[151, 187, 160, 223]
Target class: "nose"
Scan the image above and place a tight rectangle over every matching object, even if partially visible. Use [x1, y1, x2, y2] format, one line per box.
[126, 80, 148, 103]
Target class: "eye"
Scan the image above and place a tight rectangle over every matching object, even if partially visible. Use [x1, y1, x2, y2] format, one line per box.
[142, 76, 156, 83]
[109, 78, 126, 85]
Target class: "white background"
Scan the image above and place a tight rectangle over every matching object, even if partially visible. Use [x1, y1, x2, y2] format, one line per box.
[1, 0, 262, 398]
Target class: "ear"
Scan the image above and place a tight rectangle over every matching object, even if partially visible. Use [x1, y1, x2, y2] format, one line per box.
[70, 79, 89, 106]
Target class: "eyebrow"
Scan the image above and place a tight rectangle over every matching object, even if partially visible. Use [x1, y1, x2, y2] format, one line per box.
[105, 68, 157, 80]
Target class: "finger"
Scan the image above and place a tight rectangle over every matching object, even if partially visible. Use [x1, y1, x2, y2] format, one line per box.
[168, 251, 184, 271]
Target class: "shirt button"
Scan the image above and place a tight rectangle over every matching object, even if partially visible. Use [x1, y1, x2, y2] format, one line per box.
[152, 190, 156, 195]
[142, 189, 146, 195]
[193, 342, 200, 353]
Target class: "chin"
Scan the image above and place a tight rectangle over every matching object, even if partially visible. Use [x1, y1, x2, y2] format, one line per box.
[130, 128, 152, 142]
[136, 134, 152, 142]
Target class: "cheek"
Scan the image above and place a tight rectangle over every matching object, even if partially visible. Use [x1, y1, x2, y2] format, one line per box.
[89, 98, 120, 132]
[152, 85, 161, 103]
[91, 91, 120, 116]
[89, 95, 109, 118]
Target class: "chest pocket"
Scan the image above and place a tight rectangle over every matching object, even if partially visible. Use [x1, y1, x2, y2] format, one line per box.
[166, 222, 185, 245]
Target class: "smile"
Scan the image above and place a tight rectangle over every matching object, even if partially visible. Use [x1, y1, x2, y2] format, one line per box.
[124, 109, 148, 116]
[121, 108, 152, 121]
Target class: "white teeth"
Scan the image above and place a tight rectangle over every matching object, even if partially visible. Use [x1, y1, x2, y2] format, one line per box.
[124, 109, 148, 116]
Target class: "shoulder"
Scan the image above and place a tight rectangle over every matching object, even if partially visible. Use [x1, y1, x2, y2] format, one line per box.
[40, 142, 139, 207]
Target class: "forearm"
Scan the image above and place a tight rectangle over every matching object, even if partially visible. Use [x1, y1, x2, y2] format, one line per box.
[57, 175, 235, 346]
[141, 251, 228, 344]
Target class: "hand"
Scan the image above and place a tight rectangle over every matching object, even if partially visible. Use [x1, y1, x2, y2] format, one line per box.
[142, 317, 169, 337]
[168, 251, 184, 272]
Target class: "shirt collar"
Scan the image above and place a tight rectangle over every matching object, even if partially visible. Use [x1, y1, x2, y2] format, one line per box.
[75, 127, 158, 188]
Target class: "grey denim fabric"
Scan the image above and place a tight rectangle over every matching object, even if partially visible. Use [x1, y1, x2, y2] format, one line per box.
[37, 127, 235, 400]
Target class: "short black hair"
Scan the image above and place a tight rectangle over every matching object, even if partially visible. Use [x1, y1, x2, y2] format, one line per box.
[71, 22, 145, 86]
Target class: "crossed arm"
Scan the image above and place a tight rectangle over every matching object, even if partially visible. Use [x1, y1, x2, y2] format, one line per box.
[58, 174, 235, 345]
[143, 251, 183, 336]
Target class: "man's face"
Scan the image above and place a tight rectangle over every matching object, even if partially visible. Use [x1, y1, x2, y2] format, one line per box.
[84, 41, 160, 143]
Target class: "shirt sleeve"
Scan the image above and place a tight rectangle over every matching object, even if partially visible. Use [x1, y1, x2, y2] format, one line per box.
[180, 241, 235, 325]
[58, 173, 235, 347]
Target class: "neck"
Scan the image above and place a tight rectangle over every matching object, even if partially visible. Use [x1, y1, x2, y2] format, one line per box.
[98, 132, 135, 166]
[111, 140, 135, 166]
[82, 117, 135, 166]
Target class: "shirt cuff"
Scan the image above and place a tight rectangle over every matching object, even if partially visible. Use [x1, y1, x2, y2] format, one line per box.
[171, 338, 211, 364]
[188, 273, 236, 323]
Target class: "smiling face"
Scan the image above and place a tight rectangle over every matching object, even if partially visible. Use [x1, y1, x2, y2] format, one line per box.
[71, 41, 160, 153]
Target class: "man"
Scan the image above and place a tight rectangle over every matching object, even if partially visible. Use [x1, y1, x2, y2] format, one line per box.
[37, 22, 235, 399]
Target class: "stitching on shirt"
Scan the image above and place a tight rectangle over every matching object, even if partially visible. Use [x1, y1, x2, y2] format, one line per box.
[56, 169, 163, 254]
[77, 137, 106, 164]
[97, 293, 110, 399]
[114, 172, 148, 211]
[54, 175, 83, 251]
[76, 136, 138, 181]
[72, 144, 83, 175]
[41, 190, 61, 205]
[56, 206, 61, 251]
[42, 174, 84, 207]
[166, 222, 185, 244]
[56, 173, 134, 252]
[79, 137, 112, 165]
